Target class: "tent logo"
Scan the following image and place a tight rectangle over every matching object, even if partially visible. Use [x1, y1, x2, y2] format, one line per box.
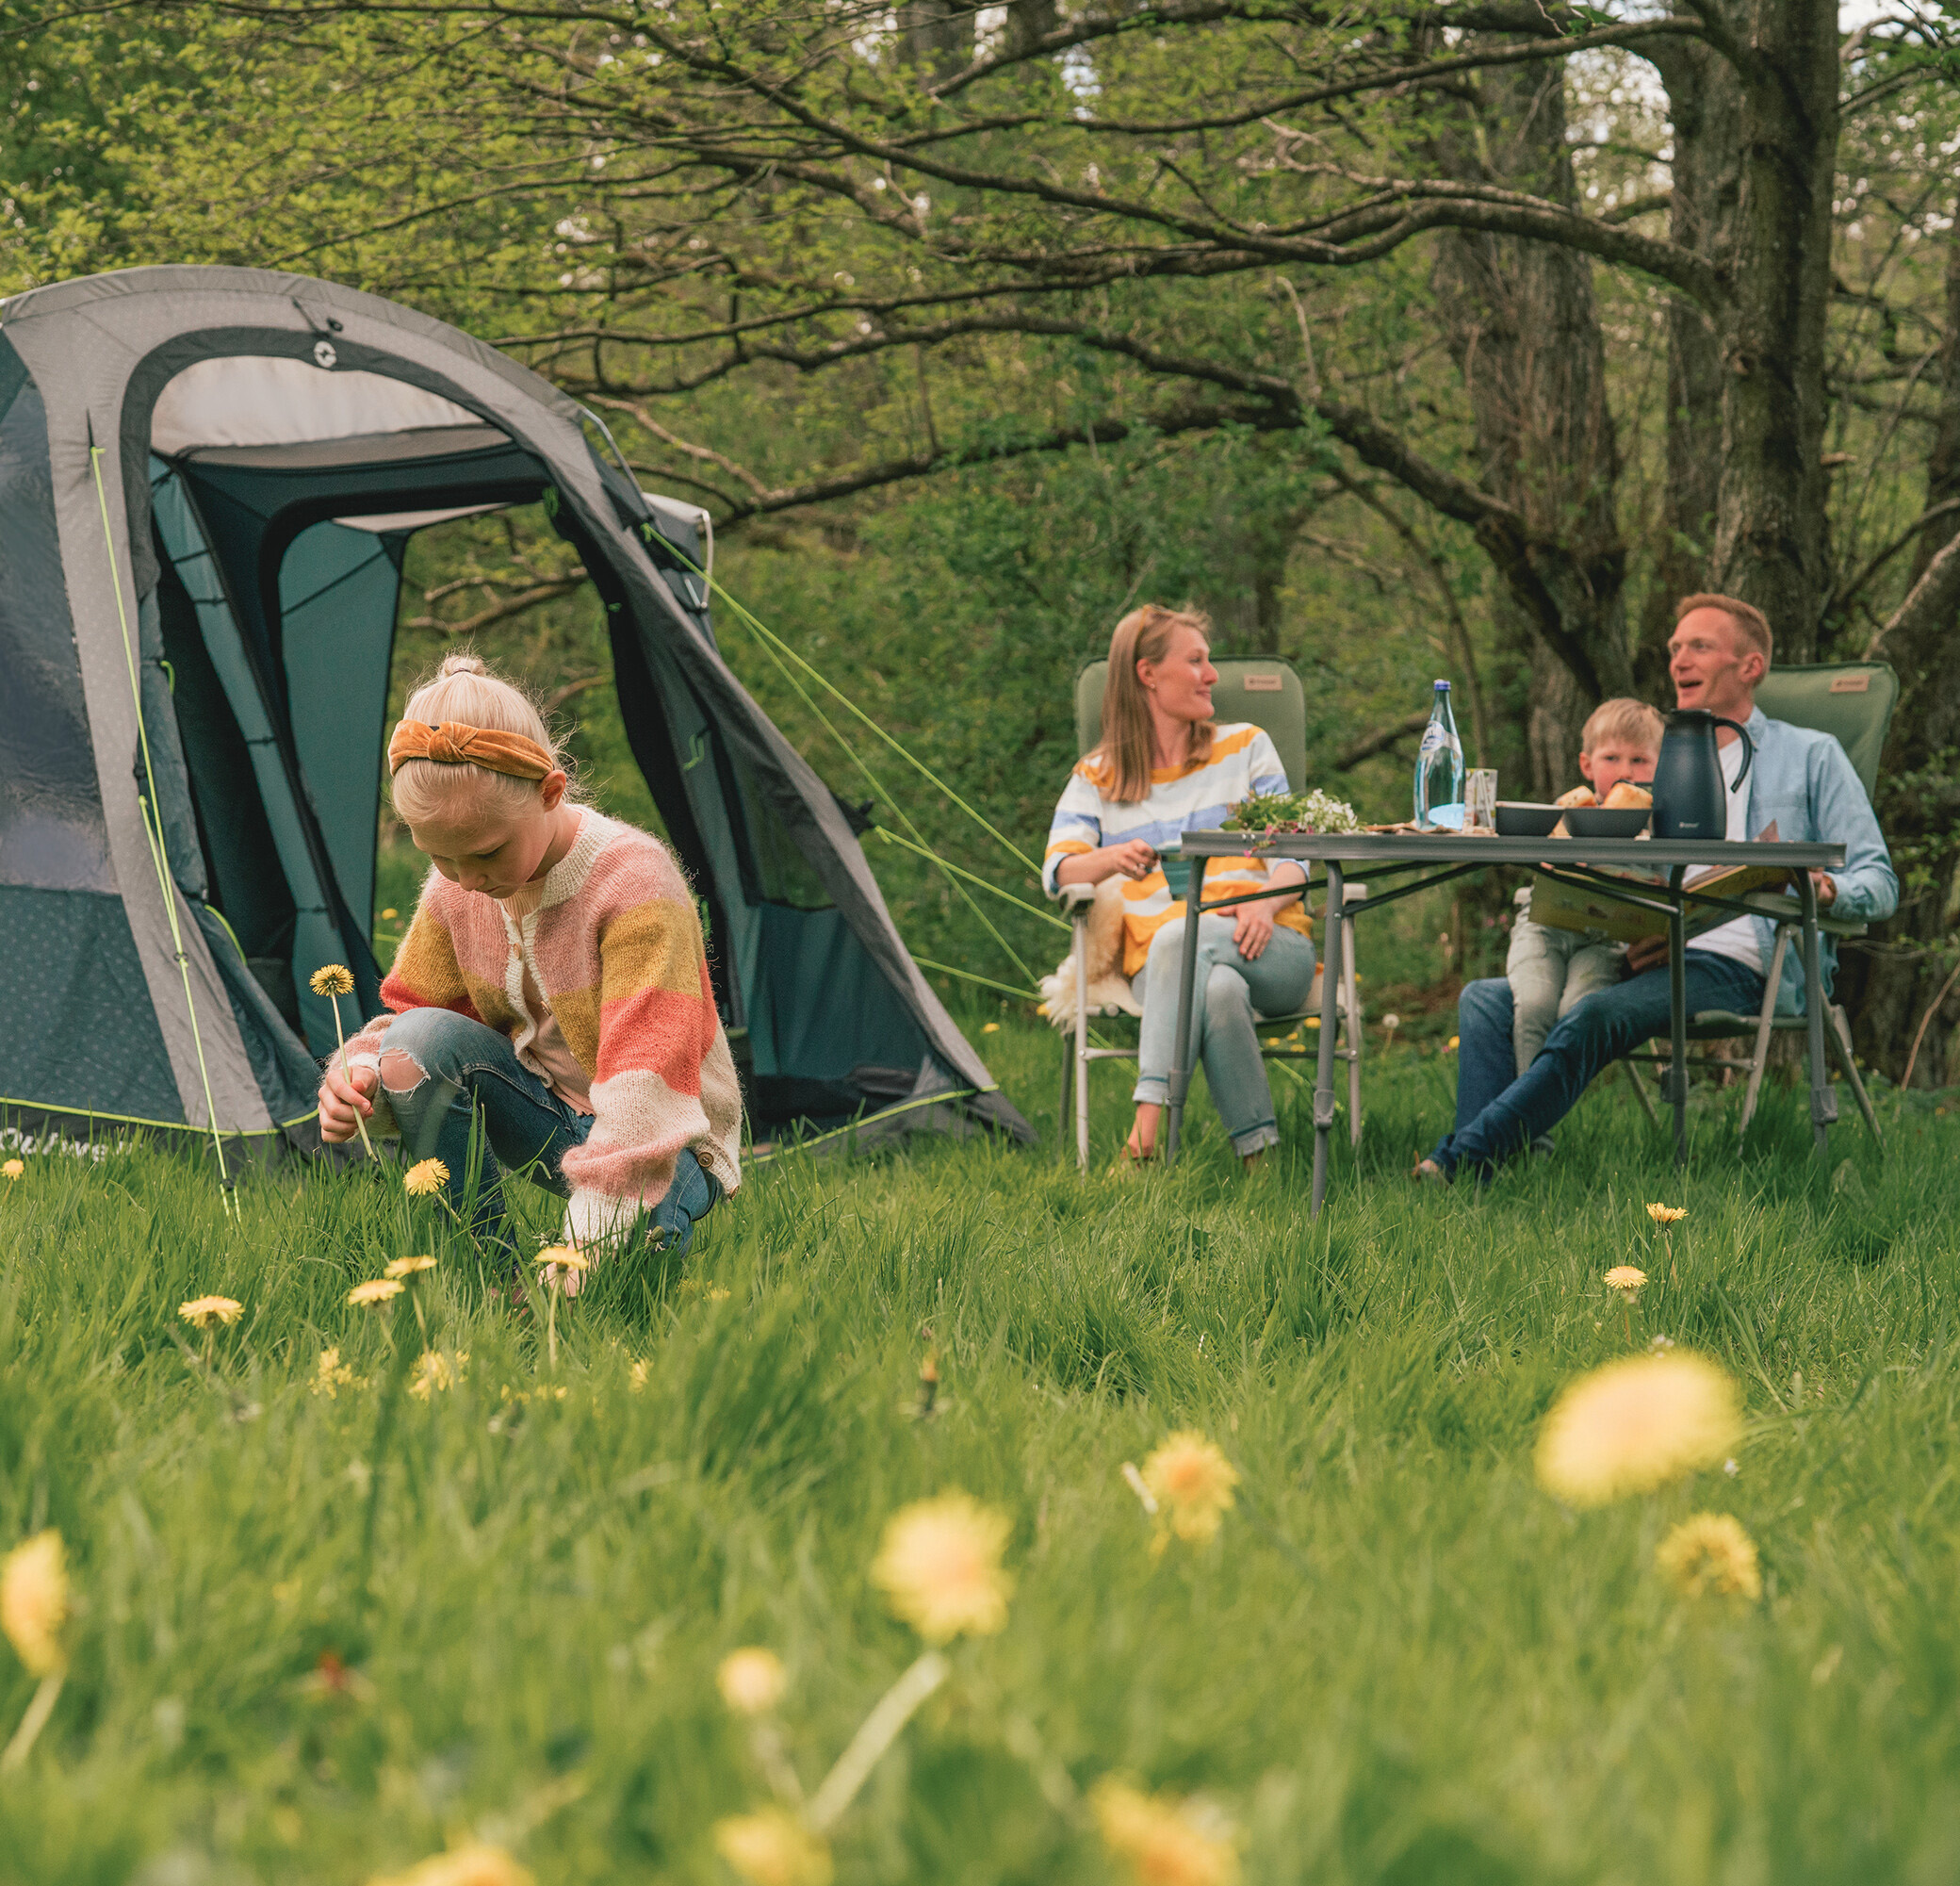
[312, 338, 337, 369]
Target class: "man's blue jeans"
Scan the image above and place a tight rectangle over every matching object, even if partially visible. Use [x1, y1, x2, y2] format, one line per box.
[375, 1007, 721, 1259]
[1431, 952, 1768, 1179]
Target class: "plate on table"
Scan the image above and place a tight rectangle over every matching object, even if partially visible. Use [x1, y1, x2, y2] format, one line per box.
[1562, 805, 1651, 839]
[1494, 801, 1562, 838]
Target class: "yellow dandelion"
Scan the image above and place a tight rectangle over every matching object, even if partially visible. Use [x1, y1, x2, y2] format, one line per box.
[1140, 1431, 1240, 1547]
[870, 1491, 1014, 1643]
[1091, 1779, 1240, 1886]
[384, 1255, 438, 1280]
[537, 1245, 591, 1279]
[2, 1529, 70, 1678]
[2, 1158, 23, 1180]
[629, 1359, 650, 1391]
[177, 1295, 244, 1331]
[1646, 1203, 1689, 1226]
[981, 1022, 1000, 1033]
[712, 1810, 832, 1886]
[408, 1351, 454, 1401]
[1657, 1513, 1762, 1600]
[312, 1347, 361, 1397]
[403, 1157, 450, 1197]
[381, 908, 399, 921]
[1604, 1265, 1647, 1300]
[309, 963, 356, 999]
[347, 1278, 404, 1308]
[1445, 1034, 1460, 1053]
[367, 1843, 533, 1886]
[716, 1647, 787, 1716]
[1535, 1350, 1742, 1507]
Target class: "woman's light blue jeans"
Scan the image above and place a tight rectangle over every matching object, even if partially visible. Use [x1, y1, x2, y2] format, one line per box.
[374, 1007, 721, 1263]
[1130, 916, 1316, 1156]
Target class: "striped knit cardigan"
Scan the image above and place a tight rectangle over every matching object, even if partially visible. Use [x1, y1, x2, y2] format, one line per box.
[342, 811, 743, 1240]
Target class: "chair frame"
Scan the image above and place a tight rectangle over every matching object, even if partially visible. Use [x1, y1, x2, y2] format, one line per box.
[1057, 880, 1368, 1170]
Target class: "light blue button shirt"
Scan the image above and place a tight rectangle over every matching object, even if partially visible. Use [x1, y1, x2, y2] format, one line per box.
[1716, 705, 1897, 1014]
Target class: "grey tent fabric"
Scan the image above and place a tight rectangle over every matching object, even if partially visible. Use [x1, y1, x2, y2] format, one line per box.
[0, 265, 1031, 1156]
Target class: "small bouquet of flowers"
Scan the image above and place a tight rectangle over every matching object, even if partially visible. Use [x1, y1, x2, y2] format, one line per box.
[1221, 788, 1363, 835]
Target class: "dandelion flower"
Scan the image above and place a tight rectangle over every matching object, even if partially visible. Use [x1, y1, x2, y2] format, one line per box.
[403, 1158, 450, 1197]
[870, 1491, 1013, 1642]
[1604, 1266, 1647, 1301]
[1535, 1351, 1742, 1507]
[712, 1810, 832, 1886]
[1657, 1513, 1762, 1600]
[381, 908, 399, 921]
[717, 1647, 787, 1715]
[629, 1359, 649, 1391]
[312, 1347, 361, 1397]
[537, 1245, 590, 1279]
[2, 1158, 23, 1180]
[1445, 1035, 1460, 1053]
[309, 963, 356, 999]
[1646, 1203, 1689, 1226]
[1092, 1779, 1240, 1886]
[347, 1278, 404, 1308]
[178, 1295, 244, 1330]
[384, 1254, 438, 1280]
[408, 1351, 454, 1401]
[1141, 1431, 1240, 1547]
[2, 1530, 70, 1677]
[368, 1843, 534, 1886]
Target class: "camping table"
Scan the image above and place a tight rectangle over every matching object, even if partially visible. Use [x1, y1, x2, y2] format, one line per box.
[1163, 830, 1848, 1214]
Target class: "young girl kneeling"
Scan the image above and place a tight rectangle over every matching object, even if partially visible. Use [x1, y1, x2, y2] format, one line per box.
[318, 653, 742, 1265]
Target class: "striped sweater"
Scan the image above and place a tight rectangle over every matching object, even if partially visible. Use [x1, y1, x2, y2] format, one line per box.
[343, 811, 742, 1240]
[1043, 724, 1311, 976]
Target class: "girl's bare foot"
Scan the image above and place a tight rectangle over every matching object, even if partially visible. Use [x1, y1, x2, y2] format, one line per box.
[1411, 1157, 1446, 1185]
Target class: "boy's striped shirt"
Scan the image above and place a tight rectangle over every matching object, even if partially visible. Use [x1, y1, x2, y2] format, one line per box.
[1043, 724, 1311, 976]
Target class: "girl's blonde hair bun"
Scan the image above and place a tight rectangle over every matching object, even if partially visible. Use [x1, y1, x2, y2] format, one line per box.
[390, 647, 580, 827]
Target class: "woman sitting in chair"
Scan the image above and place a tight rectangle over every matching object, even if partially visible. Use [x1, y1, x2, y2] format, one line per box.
[1046, 604, 1314, 1169]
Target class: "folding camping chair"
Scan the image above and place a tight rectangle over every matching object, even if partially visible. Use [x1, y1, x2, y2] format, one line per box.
[1617, 660, 1897, 1145]
[1056, 657, 1367, 1170]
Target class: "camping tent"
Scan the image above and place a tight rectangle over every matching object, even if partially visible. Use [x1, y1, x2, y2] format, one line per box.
[0, 264, 1030, 1159]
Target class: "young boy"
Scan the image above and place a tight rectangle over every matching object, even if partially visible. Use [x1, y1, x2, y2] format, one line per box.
[1506, 698, 1665, 1075]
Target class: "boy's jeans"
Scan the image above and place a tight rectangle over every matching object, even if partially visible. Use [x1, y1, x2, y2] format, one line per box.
[1431, 952, 1767, 1179]
[1506, 889, 1626, 1074]
[372, 1006, 721, 1261]
[1131, 915, 1315, 1156]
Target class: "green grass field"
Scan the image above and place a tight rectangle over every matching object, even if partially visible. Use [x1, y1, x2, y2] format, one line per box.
[3, 1025, 1957, 1884]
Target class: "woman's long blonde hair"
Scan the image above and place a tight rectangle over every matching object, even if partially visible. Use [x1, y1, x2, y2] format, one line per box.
[1088, 604, 1216, 804]
[389, 651, 578, 827]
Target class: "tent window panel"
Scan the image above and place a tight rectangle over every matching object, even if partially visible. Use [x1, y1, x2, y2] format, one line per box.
[154, 535, 303, 1032]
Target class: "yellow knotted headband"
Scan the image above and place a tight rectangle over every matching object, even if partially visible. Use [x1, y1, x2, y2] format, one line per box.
[387, 719, 554, 780]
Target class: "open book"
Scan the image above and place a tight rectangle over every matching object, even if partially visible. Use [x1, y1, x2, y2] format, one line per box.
[1528, 824, 1792, 943]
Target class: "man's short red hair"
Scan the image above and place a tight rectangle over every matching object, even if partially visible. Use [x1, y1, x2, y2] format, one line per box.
[1674, 593, 1773, 668]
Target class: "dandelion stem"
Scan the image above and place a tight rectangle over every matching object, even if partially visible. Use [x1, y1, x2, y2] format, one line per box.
[0, 1671, 64, 1774]
[545, 1281, 559, 1374]
[806, 1649, 949, 1833]
[329, 993, 378, 1163]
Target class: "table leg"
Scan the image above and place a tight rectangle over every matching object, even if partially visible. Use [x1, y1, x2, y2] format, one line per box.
[1799, 873, 1836, 1156]
[1164, 856, 1206, 1167]
[1669, 864, 1688, 1170]
[1311, 863, 1346, 1218]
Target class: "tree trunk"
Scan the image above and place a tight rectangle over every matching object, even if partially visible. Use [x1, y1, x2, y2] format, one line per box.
[1707, 0, 1841, 660]
[1641, 36, 1744, 697]
[1427, 52, 1631, 787]
[1847, 211, 1960, 1087]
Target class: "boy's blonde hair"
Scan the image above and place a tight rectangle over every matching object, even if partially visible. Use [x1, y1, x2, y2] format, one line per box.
[389, 651, 577, 827]
[1581, 697, 1664, 754]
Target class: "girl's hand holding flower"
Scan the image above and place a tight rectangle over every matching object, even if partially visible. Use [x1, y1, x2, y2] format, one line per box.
[319, 1063, 378, 1144]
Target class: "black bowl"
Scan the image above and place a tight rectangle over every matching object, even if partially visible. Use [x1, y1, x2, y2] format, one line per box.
[1494, 801, 1563, 838]
[1562, 805, 1651, 839]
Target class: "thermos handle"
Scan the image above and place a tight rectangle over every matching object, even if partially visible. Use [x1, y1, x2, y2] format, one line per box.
[1714, 717, 1754, 792]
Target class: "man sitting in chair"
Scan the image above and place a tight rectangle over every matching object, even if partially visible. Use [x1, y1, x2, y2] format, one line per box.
[1415, 594, 1896, 1184]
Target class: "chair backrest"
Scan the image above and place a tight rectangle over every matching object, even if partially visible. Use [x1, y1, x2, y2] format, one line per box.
[1753, 661, 1898, 799]
[1074, 656, 1309, 789]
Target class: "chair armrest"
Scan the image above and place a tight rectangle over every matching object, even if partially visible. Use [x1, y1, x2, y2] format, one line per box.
[1059, 882, 1098, 916]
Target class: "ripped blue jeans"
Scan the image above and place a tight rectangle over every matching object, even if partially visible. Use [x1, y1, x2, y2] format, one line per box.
[372, 1007, 720, 1261]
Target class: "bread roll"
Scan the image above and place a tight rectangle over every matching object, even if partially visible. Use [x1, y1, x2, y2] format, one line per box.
[1603, 780, 1653, 810]
[1555, 785, 1598, 809]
